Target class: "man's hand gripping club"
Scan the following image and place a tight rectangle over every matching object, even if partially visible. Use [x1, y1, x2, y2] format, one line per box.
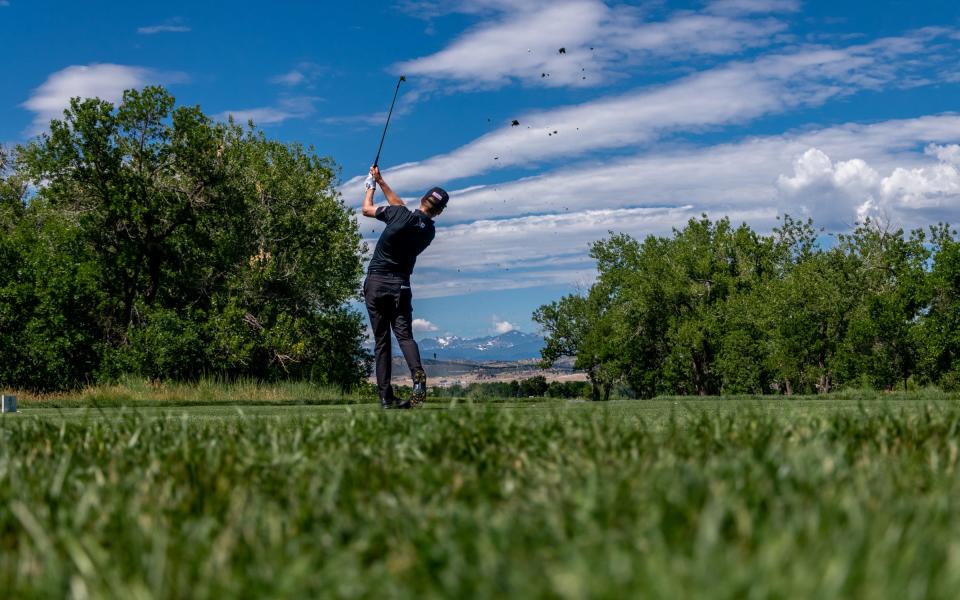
[362, 166, 406, 218]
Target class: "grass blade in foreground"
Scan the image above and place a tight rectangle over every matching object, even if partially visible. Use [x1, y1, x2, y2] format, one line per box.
[2, 398, 960, 597]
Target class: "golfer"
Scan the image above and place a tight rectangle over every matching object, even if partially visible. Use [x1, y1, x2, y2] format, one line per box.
[361, 165, 449, 409]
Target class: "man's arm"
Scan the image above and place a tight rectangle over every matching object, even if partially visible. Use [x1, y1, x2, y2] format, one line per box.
[360, 165, 404, 219]
[372, 166, 405, 207]
[361, 183, 378, 218]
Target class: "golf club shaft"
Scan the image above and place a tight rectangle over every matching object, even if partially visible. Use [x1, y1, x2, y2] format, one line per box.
[374, 76, 405, 168]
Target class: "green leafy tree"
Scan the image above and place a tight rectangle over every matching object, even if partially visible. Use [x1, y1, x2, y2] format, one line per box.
[833, 220, 930, 390]
[532, 213, 953, 398]
[764, 251, 856, 393]
[3, 87, 368, 390]
[916, 224, 960, 389]
[519, 375, 548, 397]
[535, 291, 619, 401]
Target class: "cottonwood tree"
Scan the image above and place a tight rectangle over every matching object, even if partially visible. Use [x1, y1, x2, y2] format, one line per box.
[534, 213, 960, 398]
[3, 87, 368, 389]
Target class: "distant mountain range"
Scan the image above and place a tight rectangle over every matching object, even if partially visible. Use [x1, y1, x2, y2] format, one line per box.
[397, 330, 545, 361]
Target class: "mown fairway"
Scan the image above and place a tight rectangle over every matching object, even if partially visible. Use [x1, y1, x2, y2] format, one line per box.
[3, 394, 960, 598]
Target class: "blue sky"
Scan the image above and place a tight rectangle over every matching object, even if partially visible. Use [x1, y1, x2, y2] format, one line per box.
[2, 0, 960, 339]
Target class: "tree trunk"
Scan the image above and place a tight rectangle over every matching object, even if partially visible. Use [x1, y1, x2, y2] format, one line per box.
[692, 353, 708, 396]
[589, 369, 601, 402]
[816, 359, 831, 394]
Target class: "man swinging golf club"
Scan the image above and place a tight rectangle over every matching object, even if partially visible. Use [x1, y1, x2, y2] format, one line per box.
[361, 166, 449, 409]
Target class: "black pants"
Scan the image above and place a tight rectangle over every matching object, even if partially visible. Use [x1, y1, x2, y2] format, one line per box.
[364, 273, 424, 400]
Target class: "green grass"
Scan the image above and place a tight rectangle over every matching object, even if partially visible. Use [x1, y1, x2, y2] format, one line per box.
[3, 393, 960, 598]
[10, 377, 369, 408]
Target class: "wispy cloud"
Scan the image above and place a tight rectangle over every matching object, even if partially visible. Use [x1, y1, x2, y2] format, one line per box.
[269, 62, 325, 87]
[438, 114, 960, 221]
[216, 96, 318, 125]
[396, 0, 793, 90]
[705, 0, 801, 17]
[137, 18, 190, 35]
[350, 28, 957, 194]
[321, 85, 427, 128]
[22, 63, 188, 133]
[271, 71, 305, 86]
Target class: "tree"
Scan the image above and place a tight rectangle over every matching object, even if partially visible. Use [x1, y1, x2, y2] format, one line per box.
[764, 250, 858, 394]
[519, 375, 548, 397]
[535, 291, 618, 401]
[2, 87, 369, 390]
[916, 224, 960, 389]
[532, 213, 952, 398]
[833, 220, 930, 390]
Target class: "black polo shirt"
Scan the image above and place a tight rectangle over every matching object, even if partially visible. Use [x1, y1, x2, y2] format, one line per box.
[368, 205, 436, 276]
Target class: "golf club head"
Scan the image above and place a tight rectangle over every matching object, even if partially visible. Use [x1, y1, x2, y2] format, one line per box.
[399, 75, 406, 83]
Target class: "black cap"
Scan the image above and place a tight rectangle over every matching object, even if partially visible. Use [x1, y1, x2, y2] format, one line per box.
[422, 187, 449, 210]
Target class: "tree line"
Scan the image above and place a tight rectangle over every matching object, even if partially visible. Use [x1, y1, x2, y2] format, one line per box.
[0, 87, 369, 391]
[536, 215, 960, 399]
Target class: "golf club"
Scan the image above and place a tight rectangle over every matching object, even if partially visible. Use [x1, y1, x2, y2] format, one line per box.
[373, 75, 406, 168]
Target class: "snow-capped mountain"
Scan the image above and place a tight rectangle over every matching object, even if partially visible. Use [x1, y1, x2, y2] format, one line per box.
[404, 330, 545, 361]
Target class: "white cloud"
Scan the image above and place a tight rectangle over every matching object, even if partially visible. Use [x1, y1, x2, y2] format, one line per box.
[271, 71, 305, 86]
[705, 0, 800, 16]
[0, 1, 10, 6]
[215, 96, 318, 125]
[396, 0, 790, 90]
[398, 0, 569, 22]
[22, 64, 187, 133]
[777, 148, 881, 227]
[351, 30, 954, 194]
[138, 24, 190, 34]
[269, 62, 325, 87]
[777, 144, 960, 227]
[617, 14, 787, 58]
[137, 18, 190, 35]
[928, 144, 960, 166]
[412, 318, 439, 332]
[403, 114, 960, 227]
[218, 107, 295, 125]
[493, 319, 516, 334]
[398, 1, 609, 89]
[881, 144, 960, 212]
[321, 85, 426, 127]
